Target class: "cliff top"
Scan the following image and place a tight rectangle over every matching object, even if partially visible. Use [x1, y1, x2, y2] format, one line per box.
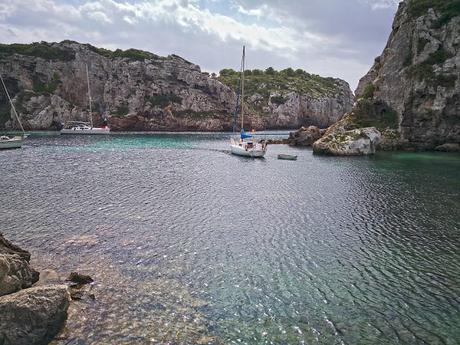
[217, 67, 345, 101]
[0, 40, 196, 65]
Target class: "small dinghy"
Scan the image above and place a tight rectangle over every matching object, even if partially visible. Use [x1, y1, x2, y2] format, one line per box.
[278, 154, 297, 161]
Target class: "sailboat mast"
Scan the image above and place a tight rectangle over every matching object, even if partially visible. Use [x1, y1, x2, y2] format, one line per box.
[241, 45, 245, 131]
[0, 74, 25, 134]
[85, 64, 93, 128]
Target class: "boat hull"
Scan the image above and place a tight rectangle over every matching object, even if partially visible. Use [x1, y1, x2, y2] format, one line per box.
[61, 128, 110, 135]
[0, 136, 23, 149]
[230, 144, 266, 158]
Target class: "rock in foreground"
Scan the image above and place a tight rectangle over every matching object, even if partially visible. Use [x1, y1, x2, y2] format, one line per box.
[0, 285, 70, 345]
[0, 254, 39, 296]
[313, 127, 381, 156]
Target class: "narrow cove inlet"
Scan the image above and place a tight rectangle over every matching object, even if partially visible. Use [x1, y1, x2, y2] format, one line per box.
[1, 134, 459, 344]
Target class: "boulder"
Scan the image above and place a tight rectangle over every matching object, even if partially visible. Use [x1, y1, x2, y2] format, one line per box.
[0, 254, 39, 296]
[0, 232, 31, 261]
[0, 285, 70, 345]
[67, 272, 93, 285]
[313, 127, 381, 156]
[288, 126, 323, 146]
[435, 143, 460, 153]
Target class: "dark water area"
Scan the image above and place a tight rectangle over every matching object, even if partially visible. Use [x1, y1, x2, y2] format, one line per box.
[1, 133, 459, 345]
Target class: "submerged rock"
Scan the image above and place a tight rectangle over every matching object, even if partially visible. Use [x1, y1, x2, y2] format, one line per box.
[67, 272, 94, 285]
[288, 126, 323, 146]
[0, 285, 70, 345]
[435, 143, 460, 152]
[313, 127, 381, 156]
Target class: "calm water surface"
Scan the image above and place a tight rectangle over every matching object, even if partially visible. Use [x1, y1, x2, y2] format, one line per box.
[1, 133, 459, 345]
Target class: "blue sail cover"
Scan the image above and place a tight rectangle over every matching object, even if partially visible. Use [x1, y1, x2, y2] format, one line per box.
[240, 129, 252, 139]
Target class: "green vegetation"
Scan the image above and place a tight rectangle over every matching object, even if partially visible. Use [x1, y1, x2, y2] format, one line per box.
[218, 67, 340, 109]
[0, 42, 75, 61]
[424, 48, 454, 65]
[407, 0, 460, 26]
[32, 73, 61, 94]
[270, 95, 288, 105]
[361, 83, 376, 99]
[350, 99, 399, 131]
[86, 44, 157, 61]
[407, 48, 456, 87]
[148, 94, 182, 107]
[417, 38, 430, 53]
[0, 101, 10, 126]
[176, 110, 216, 119]
[112, 104, 129, 117]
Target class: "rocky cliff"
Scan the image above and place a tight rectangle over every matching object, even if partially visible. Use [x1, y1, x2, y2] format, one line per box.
[354, 0, 460, 149]
[218, 68, 354, 129]
[0, 41, 353, 131]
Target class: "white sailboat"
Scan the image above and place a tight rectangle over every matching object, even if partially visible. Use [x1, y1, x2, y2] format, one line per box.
[61, 64, 110, 135]
[0, 74, 26, 150]
[230, 46, 267, 158]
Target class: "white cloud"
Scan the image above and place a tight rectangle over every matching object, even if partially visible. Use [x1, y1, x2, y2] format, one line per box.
[0, 0, 398, 89]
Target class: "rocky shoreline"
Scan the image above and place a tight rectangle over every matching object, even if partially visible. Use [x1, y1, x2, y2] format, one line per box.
[0, 233, 86, 345]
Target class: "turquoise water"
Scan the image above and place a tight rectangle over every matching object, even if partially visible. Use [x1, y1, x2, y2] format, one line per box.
[1, 134, 459, 345]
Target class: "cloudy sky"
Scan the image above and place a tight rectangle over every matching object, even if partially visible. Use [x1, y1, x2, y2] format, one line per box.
[0, 0, 400, 89]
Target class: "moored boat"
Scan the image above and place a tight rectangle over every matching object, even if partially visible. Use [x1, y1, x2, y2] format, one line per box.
[278, 154, 298, 161]
[0, 74, 26, 150]
[61, 64, 110, 135]
[230, 46, 267, 158]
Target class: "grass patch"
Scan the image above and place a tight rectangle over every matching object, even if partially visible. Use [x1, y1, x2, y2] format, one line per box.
[270, 95, 288, 105]
[407, 48, 456, 87]
[112, 104, 129, 117]
[417, 38, 430, 52]
[350, 99, 399, 131]
[0, 42, 75, 61]
[148, 94, 182, 107]
[32, 73, 61, 94]
[361, 83, 375, 99]
[175, 110, 216, 119]
[407, 0, 460, 26]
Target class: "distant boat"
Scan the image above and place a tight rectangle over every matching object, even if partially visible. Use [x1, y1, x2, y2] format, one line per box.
[61, 64, 110, 135]
[0, 74, 26, 150]
[230, 46, 267, 158]
[278, 154, 297, 161]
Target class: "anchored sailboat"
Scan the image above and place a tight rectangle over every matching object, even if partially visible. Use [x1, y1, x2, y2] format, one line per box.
[61, 64, 110, 135]
[230, 46, 267, 158]
[0, 74, 26, 150]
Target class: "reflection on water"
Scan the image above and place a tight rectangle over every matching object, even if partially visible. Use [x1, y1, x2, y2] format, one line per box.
[1, 134, 459, 344]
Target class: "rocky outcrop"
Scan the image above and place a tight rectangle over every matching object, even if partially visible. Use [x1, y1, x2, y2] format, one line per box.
[0, 41, 353, 131]
[0, 233, 70, 344]
[0, 285, 70, 345]
[245, 79, 354, 129]
[435, 143, 460, 152]
[288, 126, 324, 146]
[0, 233, 39, 296]
[0, 254, 39, 296]
[354, 0, 460, 149]
[313, 126, 381, 156]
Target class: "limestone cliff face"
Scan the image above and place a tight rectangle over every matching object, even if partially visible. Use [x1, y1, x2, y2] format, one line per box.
[248, 79, 354, 129]
[0, 41, 353, 131]
[355, 0, 460, 148]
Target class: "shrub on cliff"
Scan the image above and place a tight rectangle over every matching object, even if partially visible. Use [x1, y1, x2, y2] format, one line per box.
[0, 42, 75, 61]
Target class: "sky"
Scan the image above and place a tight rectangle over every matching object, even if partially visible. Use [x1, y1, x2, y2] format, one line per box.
[0, 0, 401, 90]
